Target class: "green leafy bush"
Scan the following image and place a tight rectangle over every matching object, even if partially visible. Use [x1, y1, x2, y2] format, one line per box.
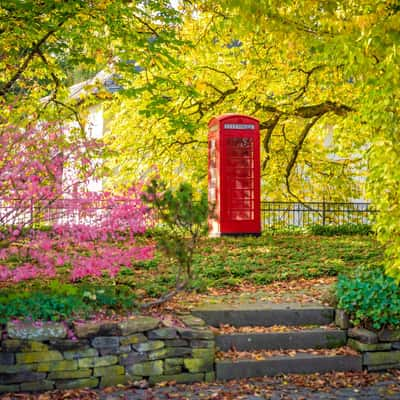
[308, 223, 373, 236]
[0, 292, 90, 323]
[336, 267, 400, 329]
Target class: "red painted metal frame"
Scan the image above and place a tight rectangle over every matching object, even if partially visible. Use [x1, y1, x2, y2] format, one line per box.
[208, 114, 261, 236]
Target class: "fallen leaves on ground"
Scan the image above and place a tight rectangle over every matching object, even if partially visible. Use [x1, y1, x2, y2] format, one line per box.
[2, 371, 400, 400]
[217, 346, 359, 361]
[0, 389, 99, 400]
[211, 323, 337, 334]
[147, 277, 337, 314]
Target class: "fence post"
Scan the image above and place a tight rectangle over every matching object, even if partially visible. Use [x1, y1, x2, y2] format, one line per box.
[322, 200, 326, 226]
[30, 198, 34, 226]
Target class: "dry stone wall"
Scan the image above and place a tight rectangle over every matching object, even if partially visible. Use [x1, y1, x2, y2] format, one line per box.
[336, 309, 400, 371]
[0, 315, 215, 393]
[347, 327, 400, 371]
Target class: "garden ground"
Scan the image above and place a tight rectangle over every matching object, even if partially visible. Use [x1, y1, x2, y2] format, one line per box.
[1, 232, 383, 322]
[1, 371, 400, 399]
[1, 232, 393, 399]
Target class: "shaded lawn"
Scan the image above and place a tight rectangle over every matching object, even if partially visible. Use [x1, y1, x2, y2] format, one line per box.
[133, 233, 383, 298]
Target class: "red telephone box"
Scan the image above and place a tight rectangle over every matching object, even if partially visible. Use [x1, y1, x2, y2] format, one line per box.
[208, 114, 261, 236]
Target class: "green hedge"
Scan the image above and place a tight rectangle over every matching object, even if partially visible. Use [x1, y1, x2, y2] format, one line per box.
[308, 223, 373, 236]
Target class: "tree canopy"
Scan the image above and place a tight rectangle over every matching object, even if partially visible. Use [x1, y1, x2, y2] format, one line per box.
[0, 0, 182, 127]
[2, 1, 400, 279]
[104, 0, 400, 278]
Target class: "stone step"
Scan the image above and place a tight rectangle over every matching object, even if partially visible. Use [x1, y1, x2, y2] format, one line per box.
[216, 328, 347, 351]
[192, 303, 335, 327]
[216, 354, 362, 380]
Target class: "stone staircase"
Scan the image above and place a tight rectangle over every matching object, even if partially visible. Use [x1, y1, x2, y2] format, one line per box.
[192, 303, 362, 380]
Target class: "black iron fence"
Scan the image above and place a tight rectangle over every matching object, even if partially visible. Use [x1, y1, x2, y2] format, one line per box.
[1, 198, 377, 230]
[261, 201, 377, 228]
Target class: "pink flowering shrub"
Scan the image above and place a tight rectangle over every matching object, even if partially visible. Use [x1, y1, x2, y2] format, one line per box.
[0, 124, 154, 284]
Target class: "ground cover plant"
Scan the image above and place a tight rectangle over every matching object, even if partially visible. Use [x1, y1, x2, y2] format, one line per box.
[0, 230, 383, 323]
[337, 266, 400, 330]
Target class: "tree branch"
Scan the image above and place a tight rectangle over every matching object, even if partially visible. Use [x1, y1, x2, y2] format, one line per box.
[294, 101, 354, 118]
[140, 278, 189, 309]
[132, 13, 159, 37]
[285, 116, 321, 200]
[0, 19, 66, 97]
[200, 66, 237, 86]
[260, 114, 280, 170]
[289, 65, 326, 101]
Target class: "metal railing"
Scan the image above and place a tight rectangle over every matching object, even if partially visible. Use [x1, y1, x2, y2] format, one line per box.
[261, 201, 377, 228]
[0, 198, 130, 227]
[1, 198, 377, 230]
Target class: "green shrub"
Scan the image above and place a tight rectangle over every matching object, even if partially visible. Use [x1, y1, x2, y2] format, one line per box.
[0, 283, 138, 323]
[308, 223, 373, 236]
[0, 292, 90, 323]
[143, 180, 208, 282]
[336, 266, 400, 329]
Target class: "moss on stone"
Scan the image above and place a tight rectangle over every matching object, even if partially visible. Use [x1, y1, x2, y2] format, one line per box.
[93, 365, 125, 377]
[127, 360, 163, 376]
[78, 355, 118, 368]
[48, 369, 92, 380]
[184, 358, 213, 373]
[55, 378, 99, 390]
[63, 348, 98, 360]
[16, 351, 63, 364]
[36, 360, 78, 372]
[120, 333, 147, 346]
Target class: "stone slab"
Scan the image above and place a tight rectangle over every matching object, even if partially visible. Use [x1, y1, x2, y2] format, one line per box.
[119, 317, 160, 336]
[48, 369, 92, 380]
[147, 328, 178, 340]
[363, 351, 400, 366]
[49, 339, 89, 351]
[192, 303, 334, 327]
[78, 355, 118, 368]
[149, 373, 204, 384]
[335, 309, 350, 329]
[0, 372, 46, 385]
[127, 360, 163, 376]
[2, 340, 48, 352]
[56, 377, 99, 390]
[36, 360, 78, 372]
[378, 329, 400, 342]
[7, 321, 67, 341]
[100, 374, 132, 388]
[20, 380, 54, 392]
[63, 348, 98, 360]
[0, 364, 35, 374]
[16, 351, 63, 364]
[348, 339, 391, 352]
[119, 352, 148, 366]
[348, 328, 378, 344]
[216, 329, 346, 351]
[367, 363, 400, 371]
[216, 354, 362, 380]
[93, 365, 125, 377]
[92, 336, 120, 349]
[0, 384, 20, 393]
[0, 353, 14, 365]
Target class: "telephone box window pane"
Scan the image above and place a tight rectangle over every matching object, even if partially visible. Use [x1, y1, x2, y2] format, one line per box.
[232, 189, 253, 199]
[231, 210, 254, 220]
[209, 139, 217, 205]
[225, 136, 255, 221]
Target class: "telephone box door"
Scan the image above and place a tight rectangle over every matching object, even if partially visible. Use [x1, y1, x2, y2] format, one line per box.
[208, 114, 261, 236]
